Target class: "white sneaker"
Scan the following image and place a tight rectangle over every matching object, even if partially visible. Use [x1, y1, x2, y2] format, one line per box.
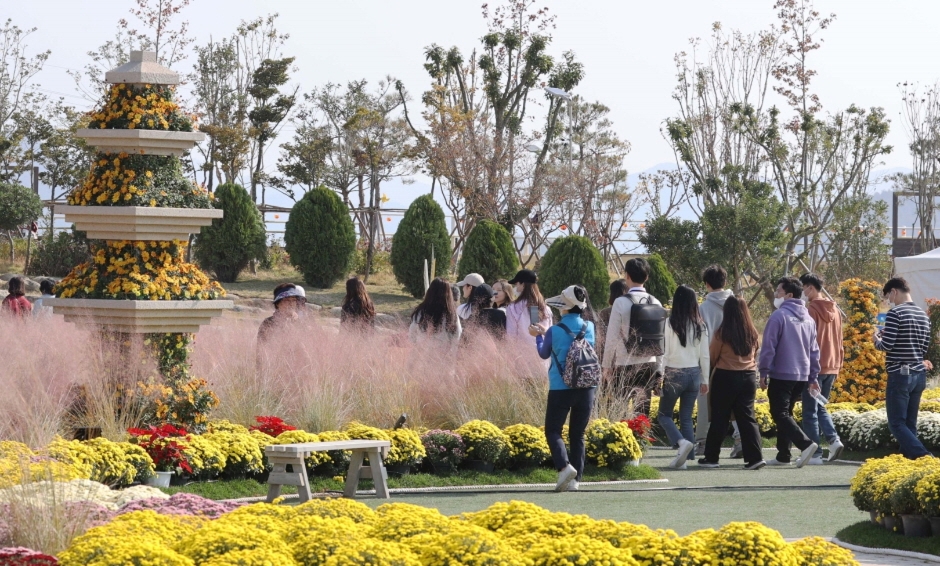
[555, 464, 577, 492]
[728, 441, 744, 459]
[568, 480, 579, 491]
[827, 439, 845, 462]
[669, 439, 695, 469]
[805, 457, 824, 466]
[765, 458, 791, 466]
[795, 443, 819, 468]
[694, 441, 705, 457]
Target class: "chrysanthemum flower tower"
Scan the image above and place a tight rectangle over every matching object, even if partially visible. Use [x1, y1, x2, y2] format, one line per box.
[47, 51, 232, 429]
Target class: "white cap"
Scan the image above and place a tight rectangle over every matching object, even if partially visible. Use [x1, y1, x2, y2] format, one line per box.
[545, 285, 587, 310]
[274, 286, 306, 304]
[456, 273, 485, 287]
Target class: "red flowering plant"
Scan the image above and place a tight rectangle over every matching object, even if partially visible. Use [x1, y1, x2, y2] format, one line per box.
[249, 416, 297, 438]
[622, 415, 655, 449]
[0, 547, 59, 566]
[128, 424, 192, 474]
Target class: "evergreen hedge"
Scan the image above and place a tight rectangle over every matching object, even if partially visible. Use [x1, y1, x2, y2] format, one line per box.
[0, 182, 42, 231]
[645, 253, 678, 304]
[538, 235, 609, 310]
[390, 195, 451, 298]
[194, 183, 267, 282]
[456, 220, 518, 284]
[285, 186, 356, 288]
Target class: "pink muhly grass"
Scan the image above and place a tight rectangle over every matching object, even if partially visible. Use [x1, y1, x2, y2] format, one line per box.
[117, 493, 240, 518]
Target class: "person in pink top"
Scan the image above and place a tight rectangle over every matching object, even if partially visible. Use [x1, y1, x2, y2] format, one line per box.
[505, 269, 552, 347]
[1, 277, 32, 319]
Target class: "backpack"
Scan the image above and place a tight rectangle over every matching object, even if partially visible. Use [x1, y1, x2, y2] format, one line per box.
[623, 293, 667, 357]
[550, 322, 602, 389]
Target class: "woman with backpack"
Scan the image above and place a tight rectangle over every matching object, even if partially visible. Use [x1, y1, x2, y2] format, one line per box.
[698, 295, 765, 471]
[340, 277, 376, 332]
[505, 269, 552, 347]
[659, 285, 710, 469]
[530, 285, 598, 492]
[409, 278, 462, 347]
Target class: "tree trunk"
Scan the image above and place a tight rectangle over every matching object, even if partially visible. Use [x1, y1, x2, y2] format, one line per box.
[24, 230, 32, 275]
[6, 231, 14, 263]
[364, 176, 379, 284]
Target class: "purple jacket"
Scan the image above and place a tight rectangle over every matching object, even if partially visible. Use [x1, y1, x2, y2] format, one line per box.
[758, 299, 820, 383]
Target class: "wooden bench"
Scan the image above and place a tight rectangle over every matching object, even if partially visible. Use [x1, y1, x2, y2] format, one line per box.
[264, 440, 392, 503]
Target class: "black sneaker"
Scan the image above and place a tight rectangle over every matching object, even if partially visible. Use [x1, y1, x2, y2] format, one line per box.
[744, 460, 766, 470]
[697, 458, 719, 468]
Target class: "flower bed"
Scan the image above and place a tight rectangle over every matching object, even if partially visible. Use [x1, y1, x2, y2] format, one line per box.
[47, 499, 856, 566]
[850, 454, 940, 531]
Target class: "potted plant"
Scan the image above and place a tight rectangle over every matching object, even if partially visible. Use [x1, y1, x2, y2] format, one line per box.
[503, 424, 551, 469]
[128, 424, 193, 487]
[421, 430, 467, 474]
[623, 415, 655, 456]
[585, 419, 643, 469]
[455, 420, 510, 473]
[916, 470, 940, 535]
[890, 468, 934, 537]
[385, 428, 426, 476]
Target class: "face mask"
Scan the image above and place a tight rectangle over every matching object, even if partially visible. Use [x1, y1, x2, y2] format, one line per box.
[773, 297, 785, 309]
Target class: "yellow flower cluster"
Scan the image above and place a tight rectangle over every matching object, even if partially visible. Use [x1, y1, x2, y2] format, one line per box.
[503, 424, 551, 468]
[45, 437, 154, 487]
[56, 240, 225, 301]
[585, 419, 643, 468]
[201, 431, 265, 476]
[833, 279, 887, 404]
[56, 499, 858, 566]
[455, 420, 510, 464]
[90, 83, 193, 132]
[385, 429, 427, 467]
[851, 454, 940, 520]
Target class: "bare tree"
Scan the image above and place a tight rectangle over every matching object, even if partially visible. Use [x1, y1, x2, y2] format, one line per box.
[896, 81, 940, 251]
[0, 19, 49, 179]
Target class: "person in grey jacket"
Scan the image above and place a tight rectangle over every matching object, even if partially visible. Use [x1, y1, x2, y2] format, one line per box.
[697, 265, 736, 456]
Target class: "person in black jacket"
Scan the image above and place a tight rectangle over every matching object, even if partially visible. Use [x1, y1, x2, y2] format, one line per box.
[467, 284, 506, 337]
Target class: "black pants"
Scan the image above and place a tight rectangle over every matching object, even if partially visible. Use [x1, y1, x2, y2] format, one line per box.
[768, 378, 813, 461]
[704, 368, 763, 466]
[611, 363, 658, 416]
[545, 388, 596, 480]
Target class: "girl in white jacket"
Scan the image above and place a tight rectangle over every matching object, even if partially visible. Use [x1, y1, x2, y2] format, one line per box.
[659, 285, 710, 469]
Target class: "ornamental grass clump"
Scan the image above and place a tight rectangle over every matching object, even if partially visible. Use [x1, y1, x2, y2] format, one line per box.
[585, 419, 643, 468]
[454, 421, 510, 464]
[419, 430, 467, 469]
[503, 424, 551, 468]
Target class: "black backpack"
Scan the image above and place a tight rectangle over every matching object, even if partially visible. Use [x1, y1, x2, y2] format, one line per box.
[550, 322, 602, 389]
[623, 293, 667, 357]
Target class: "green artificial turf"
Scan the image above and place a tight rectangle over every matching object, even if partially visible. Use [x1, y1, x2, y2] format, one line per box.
[836, 521, 940, 556]
[161, 464, 660, 500]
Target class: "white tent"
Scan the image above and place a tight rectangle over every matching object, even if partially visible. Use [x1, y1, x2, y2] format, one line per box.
[895, 247, 940, 309]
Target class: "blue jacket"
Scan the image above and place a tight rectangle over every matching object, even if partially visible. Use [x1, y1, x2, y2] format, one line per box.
[537, 313, 596, 390]
[758, 299, 820, 383]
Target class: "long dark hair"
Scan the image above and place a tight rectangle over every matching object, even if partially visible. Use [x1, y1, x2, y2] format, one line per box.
[342, 277, 375, 319]
[412, 278, 458, 333]
[468, 285, 493, 317]
[669, 285, 704, 348]
[716, 295, 759, 357]
[513, 281, 547, 312]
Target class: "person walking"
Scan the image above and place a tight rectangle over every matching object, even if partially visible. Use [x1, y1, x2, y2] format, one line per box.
[698, 295, 765, 470]
[455, 273, 484, 320]
[1, 277, 32, 318]
[530, 285, 597, 492]
[660, 285, 710, 469]
[800, 273, 845, 464]
[875, 277, 933, 459]
[602, 258, 666, 416]
[340, 276, 376, 332]
[467, 283, 507, 337]
[409, 278, 462, 346]
[697, 265, 738, 457]
[759, 277, 821, 468]
[596, 279, 629, 362]
[492, 279, 516, 310]
[505, 269, 552, 347]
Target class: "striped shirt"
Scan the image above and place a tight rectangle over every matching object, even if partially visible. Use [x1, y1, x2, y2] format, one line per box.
[874, 302, 931, 373]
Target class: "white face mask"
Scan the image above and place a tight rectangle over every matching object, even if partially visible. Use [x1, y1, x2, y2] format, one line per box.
[773, 297, 785, 309]
[800, 293, 808, 303]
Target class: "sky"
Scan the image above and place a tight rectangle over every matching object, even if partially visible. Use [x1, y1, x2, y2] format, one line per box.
[7, 0, 940, 221]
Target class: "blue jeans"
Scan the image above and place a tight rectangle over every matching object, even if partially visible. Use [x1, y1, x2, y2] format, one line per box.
[885, 369, 931, 459]
[657, 367, 700, 446]
[802, 373, 839, 458]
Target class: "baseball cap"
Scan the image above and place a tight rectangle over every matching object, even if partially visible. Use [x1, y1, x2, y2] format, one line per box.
[545, 285, 587, 310]
[471, 284, 496, 301]
[456, 273, 485, 287]
[508, 269, 538, 285]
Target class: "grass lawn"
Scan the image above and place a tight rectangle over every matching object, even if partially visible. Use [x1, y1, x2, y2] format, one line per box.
[836, 521, 940, 556]
[161, 464, 660, 500]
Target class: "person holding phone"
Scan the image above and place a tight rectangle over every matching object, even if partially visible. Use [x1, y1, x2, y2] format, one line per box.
[505, 269, 552, 347]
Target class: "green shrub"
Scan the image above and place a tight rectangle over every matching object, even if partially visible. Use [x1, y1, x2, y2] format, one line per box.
[194, 183, 267, 282]
[27, 229, 92, 277]
[352, 249, 391, 276]
[284, 186, 357, 288]
[0, 182, 43, 232]
[645, 253, 677, 304]
[390, 195, 451, 297]
[538, 235, 608, 308]
[456, 220, 518, 284]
